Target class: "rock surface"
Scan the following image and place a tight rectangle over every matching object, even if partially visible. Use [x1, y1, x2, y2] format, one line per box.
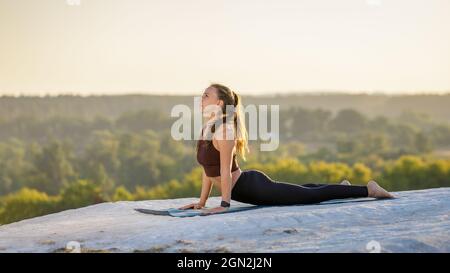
[0, 187, 449, 253]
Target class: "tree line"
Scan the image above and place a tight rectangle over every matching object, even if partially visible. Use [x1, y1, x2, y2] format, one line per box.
[1, 96, 450, 224]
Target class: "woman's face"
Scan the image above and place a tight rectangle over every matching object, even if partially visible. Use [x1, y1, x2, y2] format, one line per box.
[201, 86, 223, 117]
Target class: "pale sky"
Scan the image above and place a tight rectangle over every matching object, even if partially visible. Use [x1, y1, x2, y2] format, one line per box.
[0, 0, 449, 96]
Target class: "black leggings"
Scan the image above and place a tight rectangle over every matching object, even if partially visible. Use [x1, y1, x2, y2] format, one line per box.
[231, 170, 369, 205]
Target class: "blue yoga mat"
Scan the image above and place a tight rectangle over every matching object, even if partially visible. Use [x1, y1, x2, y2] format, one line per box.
[135, 205, 261, 217]
[134, 197, 381, 217]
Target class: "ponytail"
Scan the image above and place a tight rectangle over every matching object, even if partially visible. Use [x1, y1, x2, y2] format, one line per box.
[232, 91, 239, 107]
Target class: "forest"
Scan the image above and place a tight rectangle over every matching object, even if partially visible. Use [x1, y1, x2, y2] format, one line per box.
[1, 93, 449, 224]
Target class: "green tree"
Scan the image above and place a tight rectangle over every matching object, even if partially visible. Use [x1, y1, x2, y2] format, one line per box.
[349, 163, 372, 185]
[380, 155, 428, 190]
[59, 180, 104, 210]
[414, 132, 433, 154]
[329, 109, 367, 133]
[112, 186, 134, 201]
[0, 188, 60, 225]
[32, 140, 78, 194]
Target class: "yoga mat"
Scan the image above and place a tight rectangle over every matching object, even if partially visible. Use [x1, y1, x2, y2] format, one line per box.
[134, 197, 384, 217]
[134, 205, 261, 217]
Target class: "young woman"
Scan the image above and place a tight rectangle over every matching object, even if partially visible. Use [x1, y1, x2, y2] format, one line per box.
[179, 83, 394, 215]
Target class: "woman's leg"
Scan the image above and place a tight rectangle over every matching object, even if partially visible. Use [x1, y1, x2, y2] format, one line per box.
[231, 170, 368, 206]
[303, 179, 351, 187]
[301, 183, 329, 187]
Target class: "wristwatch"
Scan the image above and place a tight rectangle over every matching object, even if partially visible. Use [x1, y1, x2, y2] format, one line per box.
[220, 200, 231, 208]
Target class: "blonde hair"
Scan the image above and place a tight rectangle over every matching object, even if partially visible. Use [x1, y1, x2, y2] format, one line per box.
[207, 83, 249, 161]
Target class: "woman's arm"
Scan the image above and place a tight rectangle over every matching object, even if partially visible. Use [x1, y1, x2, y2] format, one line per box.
[216, 124, 236, 204]
[199, 169, 213, 206]
[200, 124, 235, 215]
[218, 142, 234, 204]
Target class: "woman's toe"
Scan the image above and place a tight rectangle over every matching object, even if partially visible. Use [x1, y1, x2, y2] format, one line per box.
[340, 179, 351, 186]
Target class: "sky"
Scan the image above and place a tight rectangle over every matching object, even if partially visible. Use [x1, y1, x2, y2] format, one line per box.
[0, 0, 449, 96]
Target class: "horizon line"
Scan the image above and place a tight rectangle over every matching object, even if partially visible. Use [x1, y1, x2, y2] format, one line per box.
[1, 89, 450, 98]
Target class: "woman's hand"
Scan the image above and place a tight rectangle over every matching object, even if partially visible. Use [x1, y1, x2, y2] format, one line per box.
[178, 202, 205, 210]
[200, 206, 229, 215]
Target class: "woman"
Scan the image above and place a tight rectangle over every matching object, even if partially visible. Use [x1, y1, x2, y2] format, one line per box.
[179, 83, 394, 215]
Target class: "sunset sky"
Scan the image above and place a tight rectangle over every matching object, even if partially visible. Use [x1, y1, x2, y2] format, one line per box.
[0, 0, 449, 96]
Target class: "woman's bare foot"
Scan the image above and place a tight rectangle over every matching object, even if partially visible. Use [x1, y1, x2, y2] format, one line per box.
[340, 179, 351, 186]
[367, 180, 394, 199]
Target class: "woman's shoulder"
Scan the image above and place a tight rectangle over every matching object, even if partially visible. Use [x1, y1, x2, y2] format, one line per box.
[213, 122, 235, 141]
